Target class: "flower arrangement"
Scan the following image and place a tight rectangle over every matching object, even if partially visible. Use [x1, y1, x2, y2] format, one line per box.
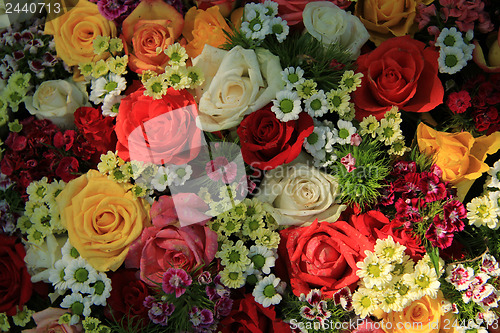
[0, 0, 500, 332]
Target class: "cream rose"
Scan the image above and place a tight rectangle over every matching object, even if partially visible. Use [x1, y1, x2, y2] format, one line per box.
[24, 79, 89, 128]
[24, 234, 67, 283]
[303, 1, 369, 59]
[255, 162, 347, 226]
[193, 45, 283, 132]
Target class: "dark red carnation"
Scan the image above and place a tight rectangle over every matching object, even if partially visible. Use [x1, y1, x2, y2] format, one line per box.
[55, 157, 79, 182]
[74, 106, 117, 155]
[218, 294, 291, 333]
[0, 234, 33, 316]
[237, 106, 313, 170]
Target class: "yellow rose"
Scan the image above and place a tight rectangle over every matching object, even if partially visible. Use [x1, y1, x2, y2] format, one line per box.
[378, 292, 457, 333]
[45, 0, 117, 67]
[56, 170, 149, 272]
[417, 123, 500, 200]
[354, 0, 431, 46]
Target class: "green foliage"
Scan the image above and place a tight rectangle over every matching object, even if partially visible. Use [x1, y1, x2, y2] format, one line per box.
[409, 145, 434, 173]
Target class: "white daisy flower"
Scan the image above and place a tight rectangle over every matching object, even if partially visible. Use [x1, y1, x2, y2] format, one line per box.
[352, 288, 378, 318]
[61, 239, 80, 262]
[101, 94, 123, 117]
[60, 292, 93, 325]
[90, 73, 127, 104]
[262, 0, 278, 17]
[304, 90, 329, 117]
[339, 70, 363, 93]
[252, 274, 283, 307]
[164, 42, 188, 67]
[333, 120, 357, 145]
[438, 46, 467, 75]
[90, 272, 112, 306]
[220, 268, 247, 289]
[487, 160, 500, 189]
[379, 288, 404, 313]
[166, 164, 192, 186]
[247, 245, 276, 275]
[48, 258, 71, 291]
[26, 177, 49, 202]
[376, 118, 403, 145]
[151, 166, 170, 192]
[164, 66, 190, 90]
[404, 260, 440, 299]
[304, 126, 327, 161]
[436, 27, 466, 49]
[359, 115, 379, 138]
[373, 236, 406, 264]
[489, 191, 500, 216]
[281, 67, 305, 90]
[269, 17, 289, 43]
[271, 90, 302, 122]
[326, 88, 350, 115]
[64, 257, 98, 293]
[356, 251, 393, 289]
[241, 4, 270, 40]
[467, 196, 499, 229]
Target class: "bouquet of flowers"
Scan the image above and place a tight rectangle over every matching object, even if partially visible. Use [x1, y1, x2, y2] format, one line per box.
[1, 0, 500, 332]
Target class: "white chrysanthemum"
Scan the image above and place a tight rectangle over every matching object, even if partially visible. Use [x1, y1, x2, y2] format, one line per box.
[487, 160, 500, 189]
[356, 251, 394, 289]
[164, 66, 190, 90]
[436, 27, 466, 49]
[332, 119, 357, 145]
[60, 292, 93, 325]
[376, 118, 403, 145]
[304, 126, 327, 160]
[61, 239, 80, 262]
[404, 261, 440, 299]
[359, 115, 379, 138]
[253, 274, 282, 307]
[247, 245, 276, 275]
[217, 240, 252, 272]
[26, 177, 50, 202]
[326, 89, 350, 115]
[48, 258, 71, 291]
[241, 4, 270, 40]
[262, 0, 278, 17]
[167, 164, 192, 187]
[489, 191, 500, 217]
[64, 257, 98, 293]
[467, 196, 499, 229]
[352, 288, 379, 318]
[304, 90, 329, 117]
[151, 166, 169, 192]
[379, 288, 404, 313]
[90, 272, 112, 306]
[384, 106, 402, 125]
[438, 46, 467, 75]
[164, 42, 188, 67]
[339, 70, 363, 93]
[281, 67, 305, 90]
[271, 90, 302, 122]
[90, 73, 127, 104]
[220, 268, 246, 289]
[269, 17, 289, 42]
[101, 94, 123, 117]
[374, 236, 406, 264]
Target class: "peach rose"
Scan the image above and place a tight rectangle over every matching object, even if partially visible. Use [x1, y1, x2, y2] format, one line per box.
[378, 292, 457, 333]
[56, 170, 150, 272]
[354, 0, 432, 46]
[44, 0, 117, 67]
[417, 123, 500, 200]
[121, 0, 184, 73]
[23, 308, 82, 333]
[182, 6, 231, 59]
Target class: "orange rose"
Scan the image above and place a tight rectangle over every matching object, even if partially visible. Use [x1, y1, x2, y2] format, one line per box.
[354, 0, 432, 46]
[121, 0, 184, 73]
[182, 6, 231, 59]
[44, 0, 117, 67]
[417, 123, 500, 200]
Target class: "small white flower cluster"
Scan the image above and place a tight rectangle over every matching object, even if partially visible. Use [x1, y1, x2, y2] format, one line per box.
[17, 177, 66, 245]
[436, 27, 475, 75]
[142, 43, 205, 100]
[445, 254, 500, 329]
[272, 68, 363, 122]
[359, 107, 409, 156]
[466, 191, 500, 229]
[486, 159, 500, 189]
[240, 1, 289, 43]
[48, 240, 112, 325]
[97, 151, 193, 202]
[353, 237, 442, 318]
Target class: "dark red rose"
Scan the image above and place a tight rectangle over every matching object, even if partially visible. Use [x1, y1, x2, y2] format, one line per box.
[375, 219, 426, 261]
[278, 218, 375, 298]
[237, 106, 314, 170]
[0, 234, 32, 316]
[354, 36, 443, 120]
[74, 107, 117, 154]
[106, 269, 150, 325]
[218, 294, 291, 333]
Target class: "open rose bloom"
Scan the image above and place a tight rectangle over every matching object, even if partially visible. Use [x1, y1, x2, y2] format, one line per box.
[3, 0, 500, 332]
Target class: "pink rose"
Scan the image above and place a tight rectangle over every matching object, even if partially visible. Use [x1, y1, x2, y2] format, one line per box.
[23, 308, 82, 333]
[150, 194, 210, 227]
[125, 204, 218, 285]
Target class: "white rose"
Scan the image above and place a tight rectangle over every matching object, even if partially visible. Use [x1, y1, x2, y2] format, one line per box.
[256, 162, 347, 226]
[24, 233, 67, 283]
[303, 1, 369, 59]
[193, 45, 283, 132]
[24, 79, 89, 128]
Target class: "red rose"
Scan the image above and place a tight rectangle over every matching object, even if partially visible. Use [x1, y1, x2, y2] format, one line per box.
[74, 107, 117, 155]
[106, 269, 150, 325]
[278, 219, 375, 298]
[375, 219, 426, 261]
[260, 0, 351, 25]
[237, 106, 313, 170]
[354, 36, 444, 120]
[351, 210, 390, 243]
[115, 88, 202, 165]
[0, 234, 32, 316]
[218, 294, 292, 333]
